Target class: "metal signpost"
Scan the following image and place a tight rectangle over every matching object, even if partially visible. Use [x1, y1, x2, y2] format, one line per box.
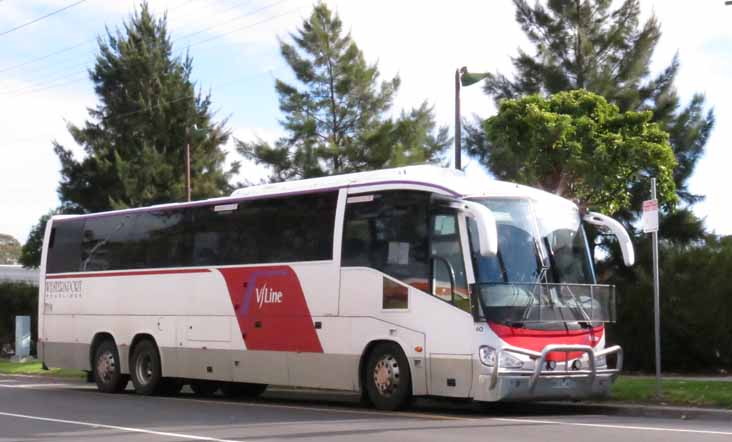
[643, 178, 661, 397]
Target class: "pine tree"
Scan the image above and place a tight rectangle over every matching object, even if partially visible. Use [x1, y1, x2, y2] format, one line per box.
[54, 2, 238, 212]
[470, 0, 714, 219]
[237, 3, 450, 181]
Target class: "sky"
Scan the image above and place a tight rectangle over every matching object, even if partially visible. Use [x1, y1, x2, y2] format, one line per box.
[0, 0, 730, 243]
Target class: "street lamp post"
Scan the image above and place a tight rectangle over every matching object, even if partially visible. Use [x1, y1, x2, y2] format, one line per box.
[454, 67, 490, 170]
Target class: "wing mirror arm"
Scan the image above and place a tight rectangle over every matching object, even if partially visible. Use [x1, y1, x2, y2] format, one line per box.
[583, 211, 635, 266]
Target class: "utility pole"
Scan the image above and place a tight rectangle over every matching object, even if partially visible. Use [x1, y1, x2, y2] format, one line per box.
[185, 125, 192, 202]
[454, 68, 462, 170]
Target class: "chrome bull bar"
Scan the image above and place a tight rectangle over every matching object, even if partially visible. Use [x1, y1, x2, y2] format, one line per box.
[489, 344, 623, 393]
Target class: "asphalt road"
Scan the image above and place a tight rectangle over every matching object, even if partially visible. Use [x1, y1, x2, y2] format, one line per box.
[1, 375, 732, 441]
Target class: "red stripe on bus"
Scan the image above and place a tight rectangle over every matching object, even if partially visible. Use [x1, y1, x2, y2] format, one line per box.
[489, 322, 604, 361]
[45, 268, 211, 279]
[218, 266, 324, 353]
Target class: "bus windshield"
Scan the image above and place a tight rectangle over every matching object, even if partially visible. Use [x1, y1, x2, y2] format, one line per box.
[467, 198, 614, 325]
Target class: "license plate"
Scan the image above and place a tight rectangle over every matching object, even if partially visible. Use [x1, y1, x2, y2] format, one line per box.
[551, 378, 576, 389]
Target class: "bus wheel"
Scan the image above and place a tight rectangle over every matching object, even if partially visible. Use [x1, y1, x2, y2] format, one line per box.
[220, 382, 267, 398]
[190, 380, 220, 397]
[130, 339, 162, 395]
[93, 340, 128, 393]
[365, 342, 412, 411]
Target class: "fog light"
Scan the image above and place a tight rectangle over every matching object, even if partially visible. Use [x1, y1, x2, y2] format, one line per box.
[545, 360, 556, 370]
[572, 360, 582, 370]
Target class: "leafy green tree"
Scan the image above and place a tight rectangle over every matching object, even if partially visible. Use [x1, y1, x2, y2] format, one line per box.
[470, 0, 714, 214]
[237, 3, 450, 181]
[484, 90, 676, 213]
[19, 211, 54, 269]
[55, 2, 238, 213]
[0, 234, 21, 265]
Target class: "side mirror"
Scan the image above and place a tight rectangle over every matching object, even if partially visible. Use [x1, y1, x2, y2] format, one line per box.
[583, 211, 635, 266]
[463, 201, 498, 256]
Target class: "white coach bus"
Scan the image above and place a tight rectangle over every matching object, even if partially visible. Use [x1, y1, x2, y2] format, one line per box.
[38, 165, 635, 410]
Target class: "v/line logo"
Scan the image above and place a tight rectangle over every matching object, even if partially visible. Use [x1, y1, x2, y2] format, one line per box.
[255, 283, 283, 308]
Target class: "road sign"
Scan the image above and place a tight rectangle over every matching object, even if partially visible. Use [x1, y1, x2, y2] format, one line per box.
[642, 199, 658, 233]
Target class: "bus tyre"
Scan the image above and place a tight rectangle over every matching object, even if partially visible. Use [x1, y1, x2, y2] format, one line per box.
[220, 382, 267, 398]
[130, 339, 163, 395]
[93, 340, 128, 393]
[365, 343, 412, 411]
[190, 380, 219, 397]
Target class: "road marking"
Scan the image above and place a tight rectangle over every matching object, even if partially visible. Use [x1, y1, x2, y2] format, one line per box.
[0, 411, 244, 442]
[0, 383, 82, 389]
[491, 417, 732, 436]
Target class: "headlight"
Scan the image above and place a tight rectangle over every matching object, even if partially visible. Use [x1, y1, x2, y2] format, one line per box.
[479, 346, 497, 366]
[479, 346, 524, 368]
[580, 353, 607, 368]
[595, 354, 607, 368]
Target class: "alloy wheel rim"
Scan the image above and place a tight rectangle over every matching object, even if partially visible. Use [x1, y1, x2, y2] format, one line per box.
[96, 350, 116, 383]
[135, 353, 154, 386]
[372, 354, 400, 397]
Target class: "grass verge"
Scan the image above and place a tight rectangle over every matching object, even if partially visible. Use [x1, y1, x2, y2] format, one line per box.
[0, 360, 85, 379]
[611, 377, 732, 408]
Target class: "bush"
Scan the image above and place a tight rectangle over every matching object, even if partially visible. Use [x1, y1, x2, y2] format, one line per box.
[0, 282, 38, 355]
[606, 235, 732, 372]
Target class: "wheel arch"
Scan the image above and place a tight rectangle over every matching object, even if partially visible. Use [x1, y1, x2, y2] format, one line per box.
[358, 339, 413, 395]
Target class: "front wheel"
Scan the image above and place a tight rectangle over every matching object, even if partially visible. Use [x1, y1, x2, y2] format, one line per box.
[130, 340, 162, 395]
[93, 340, 128, 393]
[364, 343, 412, 410]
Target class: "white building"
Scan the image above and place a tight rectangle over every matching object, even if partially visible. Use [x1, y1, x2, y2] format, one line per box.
[0, 265, 39, 286]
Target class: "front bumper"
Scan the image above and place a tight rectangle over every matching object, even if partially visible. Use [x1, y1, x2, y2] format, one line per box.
[474, 344, 623, 402]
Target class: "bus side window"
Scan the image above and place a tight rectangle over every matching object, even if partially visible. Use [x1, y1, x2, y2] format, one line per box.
[46, 219, 84, 274]
[342, 191, 430, 288]
[80, 215, 136, 271]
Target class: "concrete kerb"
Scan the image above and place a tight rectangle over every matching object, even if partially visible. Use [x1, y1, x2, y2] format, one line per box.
[540, 400, 732, 422]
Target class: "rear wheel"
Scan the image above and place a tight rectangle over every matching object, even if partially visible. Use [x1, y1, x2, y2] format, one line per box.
[130, 339, 162, 395]
[364, 343, 412, 411]
[220, 382, 267, 398]
[93, 340, 128, 393]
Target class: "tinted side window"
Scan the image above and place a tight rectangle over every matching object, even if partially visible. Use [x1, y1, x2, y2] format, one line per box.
[190, 191, 338, 266]
[342, 191, 430, 286]
[46, 219, 84, 273]
[80, 214, 136, 271]
[128, 210, 192, 269]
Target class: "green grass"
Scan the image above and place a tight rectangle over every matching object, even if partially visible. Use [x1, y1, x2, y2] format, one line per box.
[0, 360, 85, 379]
[611, 377, 732, 408]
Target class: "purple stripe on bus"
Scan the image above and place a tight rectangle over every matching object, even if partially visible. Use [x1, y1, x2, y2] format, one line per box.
[52, 179, 462, 223]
